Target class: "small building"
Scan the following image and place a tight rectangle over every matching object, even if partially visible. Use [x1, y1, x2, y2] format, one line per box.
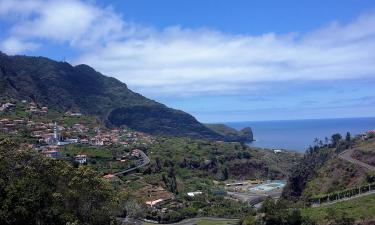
[43, 150, 61, 158]
[145, 199, 166, 207]
[273, 149, 283, 153]
[103, 174, 116, 179]
[80, 139, 89, 144]
[187, 191, 203, 197]
[131, 149, 141, 157]
[75, 154, 87, 164]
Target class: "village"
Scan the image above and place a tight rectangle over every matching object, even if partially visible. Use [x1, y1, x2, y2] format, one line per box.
[0, 100, 155, 168]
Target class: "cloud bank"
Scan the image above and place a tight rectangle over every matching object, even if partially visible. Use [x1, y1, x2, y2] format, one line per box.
[1, 0, 375, 97]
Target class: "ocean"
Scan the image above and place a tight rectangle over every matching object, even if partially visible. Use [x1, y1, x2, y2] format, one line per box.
[225, 117, 375, 152]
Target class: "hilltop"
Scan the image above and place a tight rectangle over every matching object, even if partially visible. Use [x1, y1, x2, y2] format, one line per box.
[205, 123, 254, 142]
[0, 52, 225, 139]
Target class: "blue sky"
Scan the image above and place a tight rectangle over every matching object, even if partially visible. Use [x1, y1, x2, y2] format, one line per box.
[1, 0, 375, 122]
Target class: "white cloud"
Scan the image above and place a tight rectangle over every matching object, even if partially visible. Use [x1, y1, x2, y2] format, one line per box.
[0, 0, 138, 48]
[1, 0, 375, 96]
[0, 37, 39, 54]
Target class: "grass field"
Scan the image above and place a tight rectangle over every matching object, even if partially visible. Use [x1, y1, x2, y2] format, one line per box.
[302, 193, 375, 222]
[62, 145, 113, 158]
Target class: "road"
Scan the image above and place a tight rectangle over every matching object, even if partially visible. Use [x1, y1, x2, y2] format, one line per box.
[310, 148, 375, 207]
[113, 150, 150, 176]
[339, 149, 375, 171]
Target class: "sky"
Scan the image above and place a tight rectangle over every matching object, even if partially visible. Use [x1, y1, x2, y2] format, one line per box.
[0, 0, 375, 122]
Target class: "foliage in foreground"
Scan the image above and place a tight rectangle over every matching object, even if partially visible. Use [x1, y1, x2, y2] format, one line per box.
[0, 137, 127, 225]
[302, 194, 375, 224]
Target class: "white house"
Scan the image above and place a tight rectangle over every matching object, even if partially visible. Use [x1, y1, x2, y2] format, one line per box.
[187, 191, 203, 197]
[75, 155, 87, 164]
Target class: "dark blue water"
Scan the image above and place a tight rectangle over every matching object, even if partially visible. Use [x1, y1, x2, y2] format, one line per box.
[225, 117, 375, 152]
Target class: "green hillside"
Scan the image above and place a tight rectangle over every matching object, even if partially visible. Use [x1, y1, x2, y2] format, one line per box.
[205, 123, 254, 142]
[0, 52, 222, 139]
[302, 194, 375, 224]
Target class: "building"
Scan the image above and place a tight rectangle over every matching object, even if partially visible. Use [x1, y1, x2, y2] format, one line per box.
[145, 199, 165, 207]
[42, 150, 61, 158]
[75, 155, 87, 164]
[131, 149, 141, 157]
[103, 174, 116, 179]
[187, 191, 203, 197]
[0, 103, 16, 111]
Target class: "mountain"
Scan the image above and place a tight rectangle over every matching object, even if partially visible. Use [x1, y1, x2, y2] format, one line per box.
[0, 52, 222, 139]
[205, 123, 254, 142]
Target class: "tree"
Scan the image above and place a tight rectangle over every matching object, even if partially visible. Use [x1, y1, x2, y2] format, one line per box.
[345, 132, 351, 142]
[124, 199, 144, 219]
[0, 137, 118, 225]
[241, 214, 257, 225]
[345, 132, 352, 149]
[366, 171, 375, 183]
[325, 208, 355, 225]
[222, 167, 229, 180]
[331, 133, 342, 147]
[288, 209, 302, 225]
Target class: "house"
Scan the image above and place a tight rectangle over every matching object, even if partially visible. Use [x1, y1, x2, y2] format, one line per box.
[187, 191, 203, 197]
[145, 199, 165, 207]
[42, 150, 61, 158]
[0, 103, 16, 111]
[273, 149, 283, 153]
[103, 174, 116, 179]
[80, 139, 89, 144]
[131, 149, 141, 157]
[75, 154, 87, 164]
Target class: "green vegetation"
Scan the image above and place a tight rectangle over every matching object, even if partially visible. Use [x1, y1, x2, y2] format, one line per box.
[145, 137, 300, 192]
[302, 194, 375, 223]
[351, 137, 375, 167]
[143, 218, 238, 225]
[62, 145, 113, 158]
[282, 133, 366, 202]
[205, 123, 254, 142]
[0, 137, 128, 225]
[310, 183, 375, 204]
[195, 219, 237, 225]
[302, 157, 367, 198]
[0, 52, 225, 140]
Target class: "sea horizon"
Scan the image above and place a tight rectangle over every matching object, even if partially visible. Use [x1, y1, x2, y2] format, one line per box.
[224, 117, 375, 152]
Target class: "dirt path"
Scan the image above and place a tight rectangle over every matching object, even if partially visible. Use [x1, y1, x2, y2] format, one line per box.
[339, 149, 375, 171]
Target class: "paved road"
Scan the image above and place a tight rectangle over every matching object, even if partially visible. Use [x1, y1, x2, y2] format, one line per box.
[114, 150, 150, 176]
[339, 149, 375, 171]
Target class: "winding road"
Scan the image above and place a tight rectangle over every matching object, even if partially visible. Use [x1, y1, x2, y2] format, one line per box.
[311, 148, 375, 207]
[339, 149, 375, 171]
[113, 150, 150, 176]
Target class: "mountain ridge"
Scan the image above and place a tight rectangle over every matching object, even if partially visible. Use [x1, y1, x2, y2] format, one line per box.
[0, 52, 223, 139]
